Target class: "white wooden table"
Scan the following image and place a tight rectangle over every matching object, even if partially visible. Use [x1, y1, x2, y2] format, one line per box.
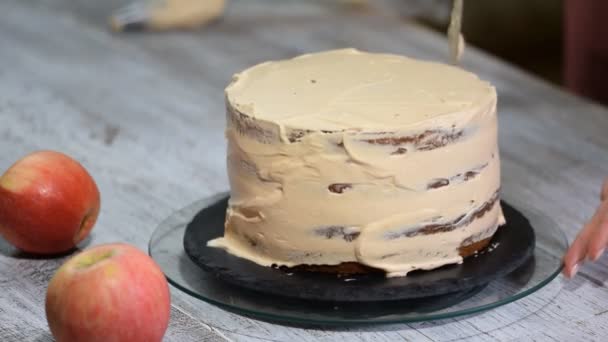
[1, 1, 608, 341]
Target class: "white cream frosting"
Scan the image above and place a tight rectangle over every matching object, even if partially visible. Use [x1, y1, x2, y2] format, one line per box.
[208, 49, 504, 277]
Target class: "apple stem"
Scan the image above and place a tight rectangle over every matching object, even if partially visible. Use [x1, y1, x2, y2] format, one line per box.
[74, 250, 115, 269]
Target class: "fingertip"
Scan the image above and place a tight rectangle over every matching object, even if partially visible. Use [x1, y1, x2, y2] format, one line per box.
[570, 263, 579, 278]
[563, 246, 584, 278]
[563, 262, 579, 279]
[565, 226, 595, 266]
[564, 243, 584, 266]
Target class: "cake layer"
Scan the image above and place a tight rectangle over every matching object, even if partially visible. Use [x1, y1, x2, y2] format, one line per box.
[209, 49, 504, 277]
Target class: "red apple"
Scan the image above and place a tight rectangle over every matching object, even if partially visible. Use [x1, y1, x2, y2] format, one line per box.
[46, 243, 171, 342]
[0, 150, 100, 254]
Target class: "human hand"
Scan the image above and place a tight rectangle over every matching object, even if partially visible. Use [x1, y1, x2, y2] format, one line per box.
[563, 178, 608, 278]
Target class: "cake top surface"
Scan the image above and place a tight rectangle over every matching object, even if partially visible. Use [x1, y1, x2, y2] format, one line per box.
[226, 48, 495, 131]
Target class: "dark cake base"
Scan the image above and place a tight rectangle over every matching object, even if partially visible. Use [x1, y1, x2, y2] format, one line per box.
[183, 196, 535, 302]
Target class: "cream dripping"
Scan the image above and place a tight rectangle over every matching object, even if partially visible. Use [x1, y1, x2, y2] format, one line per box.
[208, 48, 505, 277]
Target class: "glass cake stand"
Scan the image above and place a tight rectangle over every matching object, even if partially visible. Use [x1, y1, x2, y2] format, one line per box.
[149, 192, 568, 325]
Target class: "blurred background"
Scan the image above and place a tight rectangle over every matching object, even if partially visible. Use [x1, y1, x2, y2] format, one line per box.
[3, 0, 606, 106]
[101, 0, 606, 106]
[411, 0, 562, 84]
[406, 0, 606, 106]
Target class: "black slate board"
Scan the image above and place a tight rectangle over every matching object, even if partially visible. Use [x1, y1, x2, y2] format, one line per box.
[183, 197, 535, 302]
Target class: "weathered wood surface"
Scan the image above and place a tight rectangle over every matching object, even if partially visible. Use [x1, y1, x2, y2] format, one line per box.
[1, 0, 608, 341]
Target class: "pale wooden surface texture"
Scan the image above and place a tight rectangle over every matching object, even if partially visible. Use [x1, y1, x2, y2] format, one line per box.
[1, 0, 608, 341]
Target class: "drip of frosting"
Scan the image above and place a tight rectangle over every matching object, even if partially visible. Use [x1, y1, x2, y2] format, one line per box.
[209, 49, 504, 277]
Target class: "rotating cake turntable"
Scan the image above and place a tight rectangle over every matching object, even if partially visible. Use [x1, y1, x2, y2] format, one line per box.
[149, 47, 567, 324]
[149, 192, 567, 325]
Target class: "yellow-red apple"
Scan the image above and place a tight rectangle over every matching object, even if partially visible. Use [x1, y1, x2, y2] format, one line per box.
[0, 150, 100, 254]
[46, 243, 171, 342]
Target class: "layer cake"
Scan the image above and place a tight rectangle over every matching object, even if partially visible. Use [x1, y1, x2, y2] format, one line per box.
[208, 48, 505, 277]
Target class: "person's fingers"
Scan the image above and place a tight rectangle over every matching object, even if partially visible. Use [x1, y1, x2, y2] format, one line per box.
[587, 205, 608, 261]
[563, 223, 594, 278]
[564, 178, 608, 278]
[563, 201, 608, 277]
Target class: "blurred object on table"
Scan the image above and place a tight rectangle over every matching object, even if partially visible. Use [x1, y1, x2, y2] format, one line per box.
[109, 0, 372, 32]
[564, 0, 608, 106]
[110, 0, 225, 32]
